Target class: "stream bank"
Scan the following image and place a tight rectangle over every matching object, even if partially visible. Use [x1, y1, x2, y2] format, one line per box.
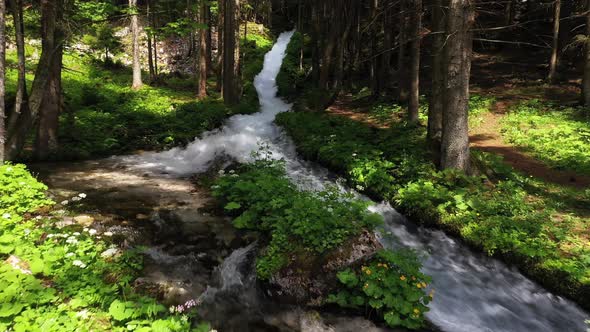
[30, 158, 413, 332]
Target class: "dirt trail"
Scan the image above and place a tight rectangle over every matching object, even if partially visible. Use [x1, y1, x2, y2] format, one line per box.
[470, 100, 590, 189]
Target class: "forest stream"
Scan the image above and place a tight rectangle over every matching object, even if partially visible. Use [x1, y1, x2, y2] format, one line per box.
[31, 31, 590, 332]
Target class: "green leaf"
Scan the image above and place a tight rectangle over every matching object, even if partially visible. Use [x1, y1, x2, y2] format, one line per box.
[108, 300, 134, 321]
[224, 202, 241, 211]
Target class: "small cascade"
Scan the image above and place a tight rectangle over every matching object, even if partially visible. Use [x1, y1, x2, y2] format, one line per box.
[119, 31, 589, 331]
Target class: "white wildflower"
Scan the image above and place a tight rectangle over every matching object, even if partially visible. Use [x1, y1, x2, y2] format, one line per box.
[218, 169, 225, 176]
[65, 252, 75, 258]
[352, 153, 357, 157]
[327, 207, 334, 213]
[73, 232, 81, 236]
[103, 231, 113, 237]
[78, 193, 87, 199]
[35, 216, 43, 220]
[76, 309, 90, 319]
[356, 185, 364, 191]
[2, 213, 11, 219]
[211, 185, 220, 189]
[71, 197, 81, 202]
[5, 167, 12, 172]
[72, 260, 86, 268]
[47, 234, 55, 238]
[60, 200, 69, 205]
[83, 227, 89, 232]
[66, 237, 79, 244]
[88, 229, 97, 235]
[229, 170, 235, 174]
[24, 229, 31, 236]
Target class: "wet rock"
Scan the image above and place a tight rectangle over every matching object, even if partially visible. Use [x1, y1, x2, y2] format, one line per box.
[73, 215, 95, 226]
[5, 255, 32, 274]
[267, 230, 382, 306]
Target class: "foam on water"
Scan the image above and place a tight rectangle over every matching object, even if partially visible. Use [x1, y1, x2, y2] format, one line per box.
[121, 31, 589, 331]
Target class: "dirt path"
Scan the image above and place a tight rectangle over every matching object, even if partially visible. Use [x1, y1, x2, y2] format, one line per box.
[470, 100, 590, 189]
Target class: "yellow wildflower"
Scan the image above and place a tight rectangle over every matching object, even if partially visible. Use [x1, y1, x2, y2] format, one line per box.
[416, 283, 422, 289]
[400, 275, 407, 281]
[365, 269, 372, 275]
[413, 308, 420, 315]
[364, 283, 369, 289]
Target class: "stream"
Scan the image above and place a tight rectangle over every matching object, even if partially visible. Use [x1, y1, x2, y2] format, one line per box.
[35, 31, 589, 331]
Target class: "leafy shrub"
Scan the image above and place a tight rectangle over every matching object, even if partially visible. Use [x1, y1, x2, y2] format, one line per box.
[328, 250, 432, 329]
[212, 156, 382, 279]
[0, 164, 53, 213]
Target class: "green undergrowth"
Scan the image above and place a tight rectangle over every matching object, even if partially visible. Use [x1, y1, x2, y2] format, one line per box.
[329, 250, 432, 329]
[6, 26, 274, 160]
[276, 111, 590, 310]
[211, 153, 431, 329]
[501, 99, 590, 176]
[0, 164, 210, 331]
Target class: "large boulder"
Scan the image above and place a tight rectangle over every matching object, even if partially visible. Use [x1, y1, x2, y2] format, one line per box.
[266, 230, 382, 306]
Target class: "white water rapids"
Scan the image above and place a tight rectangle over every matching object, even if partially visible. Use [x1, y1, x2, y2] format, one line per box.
[121, 31, 589, 331]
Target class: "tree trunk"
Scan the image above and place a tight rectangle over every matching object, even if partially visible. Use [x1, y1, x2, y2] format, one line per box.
[408, 0, 422, 124]
[205, 3, 212, 74]
[198, 0, 208, 98]
[370, 0, 381, 98]
[7, 0, 58, 159]
[147, 0, 155, 81]
[583, 0, 590, 106]
[397, 0, 408, 102]
[223, 0, 241, 105]
[130, 0, 142, 90]
[0, 0, 5, 163]
[440, 0, 474, 172]
[6, 0, 29, 161]
[428, 0, 445, 149]
[35, 41, 63, 160]
[548, 0, 561, 83]
[217, 0, 224, 92]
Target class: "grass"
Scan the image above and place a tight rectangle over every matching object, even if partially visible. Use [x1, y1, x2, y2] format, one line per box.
[501, 99, 590, 176]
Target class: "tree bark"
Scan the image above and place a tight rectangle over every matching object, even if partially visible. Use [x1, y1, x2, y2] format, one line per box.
[198, 0, 208, 98]
[147, 0, 156, 81]
[35, 41, 63, 160]
[5, 0, 29, 161]
[548, 0, 561, 83]
[428, 0, 445, 148]
[0, 0, 5, 163]
[397, 0, 408, 102]
[583, 0, 590, 106]
[217, 0, 224, 92]
[222, 0, 241, 105]
[7, 0, 58, 159]
[130, 0, 143, 90]
[408, 0, 422, 124]
[441, 0, 474, 172]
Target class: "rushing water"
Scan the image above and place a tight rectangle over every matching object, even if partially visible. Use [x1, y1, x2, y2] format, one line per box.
[122, 31, 589, 331]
